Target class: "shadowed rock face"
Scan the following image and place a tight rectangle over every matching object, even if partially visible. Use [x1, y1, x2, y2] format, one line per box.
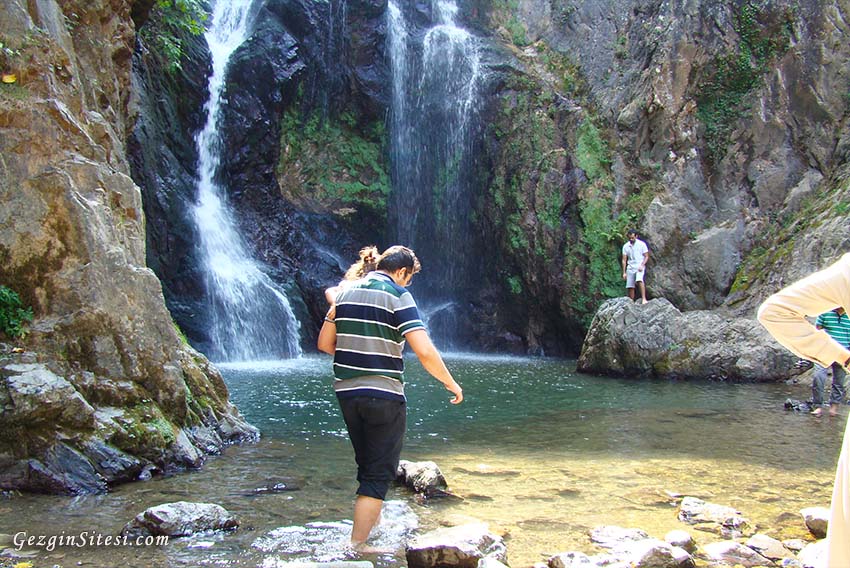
[0, 0, 257, 494]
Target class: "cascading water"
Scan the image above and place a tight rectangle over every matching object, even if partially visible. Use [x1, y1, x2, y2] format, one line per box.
[192, 0, 301, 362]
[387, 0, 484, 345]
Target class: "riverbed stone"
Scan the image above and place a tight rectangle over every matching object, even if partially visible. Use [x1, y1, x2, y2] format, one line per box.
[800, 507, 829, 538]
[589, 525, 649, 548]
[796, 539, 826, 568]
[121, 501, 238, 538]
[397, 460, 451, 497]
[677, 497, 750, 535]
[547, 551, 595, 567]
[702, 541, 770, 567]
[406, 522, 507, 568]
[664, 530, 696, 553]
[746, 533, 794, 561]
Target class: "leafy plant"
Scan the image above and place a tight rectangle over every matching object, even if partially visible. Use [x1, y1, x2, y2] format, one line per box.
[0, 285, 33, 339]
[0, 39, 21, 74]
[140, 0, 207, 74]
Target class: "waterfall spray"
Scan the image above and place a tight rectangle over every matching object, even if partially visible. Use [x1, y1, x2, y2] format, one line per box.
[192, 0, 302, 362]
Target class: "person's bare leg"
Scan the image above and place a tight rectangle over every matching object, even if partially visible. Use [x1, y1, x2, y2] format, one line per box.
[638, 281, 647, 304]
[830, 403, 840, 416]
[627, 287, 635, 300]
[351, 495, 383, 548]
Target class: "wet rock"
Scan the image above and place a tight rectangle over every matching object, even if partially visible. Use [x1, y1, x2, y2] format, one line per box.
[800, 507, 829, 539]
[702, 541, 769, 567]
[397, 460, 453, 498]
[745, 533, 794, 561]
[547, 552, 596, 568]
[589, 525, 649, 548]
[406, 522, 507, 568]
[677, 497, 750, 536]
[80, 439, 143, 485]
[664, 530, 696, 553]
[0, 443, 107, 495]
[121, 501, 238, 538]
[785, 398, 815, 413]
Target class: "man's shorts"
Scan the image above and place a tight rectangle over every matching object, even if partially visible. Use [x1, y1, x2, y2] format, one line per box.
[338, 396, 406, 500]
[626, 268, 645, 288]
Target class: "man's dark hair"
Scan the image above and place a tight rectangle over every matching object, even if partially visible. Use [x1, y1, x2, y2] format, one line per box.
[627, 229, 638, 237]
[377, 246, 421, 274]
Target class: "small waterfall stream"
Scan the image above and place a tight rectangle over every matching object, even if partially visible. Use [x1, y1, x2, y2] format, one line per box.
[192, 0, 301, 362]
[387, 0, 483, 346]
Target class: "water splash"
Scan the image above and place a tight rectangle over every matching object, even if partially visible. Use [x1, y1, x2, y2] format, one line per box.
[192, 0, 301, 362]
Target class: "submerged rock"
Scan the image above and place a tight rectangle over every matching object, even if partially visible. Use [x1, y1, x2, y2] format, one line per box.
[702, 540, 770, 567]
[121, 501, 239, 538]
[677, 497, 750, 536]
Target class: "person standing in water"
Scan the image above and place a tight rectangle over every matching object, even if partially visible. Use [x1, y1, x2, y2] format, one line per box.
[810, 307, 850, 416]
[317, 245, 463, 552]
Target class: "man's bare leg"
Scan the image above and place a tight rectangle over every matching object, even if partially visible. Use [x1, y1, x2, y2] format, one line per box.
[627, 287, 635, 300]
[351, 495, 383, 549]
[637, 282, 647, 304]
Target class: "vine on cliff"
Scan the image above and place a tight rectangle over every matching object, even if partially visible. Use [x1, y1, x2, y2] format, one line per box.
[695, 1, 794, 163]
[0, 284, 33, 339]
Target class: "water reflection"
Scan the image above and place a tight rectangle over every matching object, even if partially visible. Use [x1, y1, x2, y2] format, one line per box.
[0, 355, 842, 567]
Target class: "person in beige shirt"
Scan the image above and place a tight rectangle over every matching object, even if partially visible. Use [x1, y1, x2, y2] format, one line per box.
[757, 252, 850, 567]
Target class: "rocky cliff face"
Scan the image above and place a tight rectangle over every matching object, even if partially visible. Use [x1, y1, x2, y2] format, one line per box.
[0, 0, 257, 494]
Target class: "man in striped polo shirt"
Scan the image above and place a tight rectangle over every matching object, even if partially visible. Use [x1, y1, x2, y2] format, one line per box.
[812, 307, 850, 416]
[317, 245, 463, 552]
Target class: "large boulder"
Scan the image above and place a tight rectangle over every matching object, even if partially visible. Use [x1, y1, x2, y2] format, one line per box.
[577, 297, 796, 380]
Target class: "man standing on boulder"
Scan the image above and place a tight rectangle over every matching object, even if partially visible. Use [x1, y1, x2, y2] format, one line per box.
[622, 229, 650, 304]
[317, 245, 463, 553]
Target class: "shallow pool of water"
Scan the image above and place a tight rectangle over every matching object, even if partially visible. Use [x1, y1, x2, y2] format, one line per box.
[0, 355, 843, 567]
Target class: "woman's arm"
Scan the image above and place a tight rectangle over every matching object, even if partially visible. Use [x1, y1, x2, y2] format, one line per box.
[757, 253, 850, 368]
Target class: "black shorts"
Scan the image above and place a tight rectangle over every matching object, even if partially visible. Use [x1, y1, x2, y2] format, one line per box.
[338, 396, 406, 500]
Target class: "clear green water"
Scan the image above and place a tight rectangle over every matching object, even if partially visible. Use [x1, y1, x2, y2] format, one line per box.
[0, 355, 843, 567]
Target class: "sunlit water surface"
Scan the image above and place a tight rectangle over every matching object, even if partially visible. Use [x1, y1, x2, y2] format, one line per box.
[0, 355, 843, 567]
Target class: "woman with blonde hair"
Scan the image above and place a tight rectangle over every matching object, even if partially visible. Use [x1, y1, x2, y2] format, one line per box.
[324, 245, 380, 305]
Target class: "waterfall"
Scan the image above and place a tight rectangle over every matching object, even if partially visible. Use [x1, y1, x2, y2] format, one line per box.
[387, 0, 483, 346]
[192, 0, 302, 362]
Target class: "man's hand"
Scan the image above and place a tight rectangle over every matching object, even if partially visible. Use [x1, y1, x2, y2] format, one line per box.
[446, 381, 463, 404]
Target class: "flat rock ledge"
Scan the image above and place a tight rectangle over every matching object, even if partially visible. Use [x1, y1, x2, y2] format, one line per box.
[406, 522, 507, 568]
[121, 501, 239, 539]
[577, 297, 796, 381]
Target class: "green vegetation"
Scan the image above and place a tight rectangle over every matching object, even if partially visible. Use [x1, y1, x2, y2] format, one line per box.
[492, 0, 530, 47]
[506, 275, 523, 295]
[278, 107, 390, 214]
[140, 0, 207, 75]
[0, 285, 33, 339]
[695, 1, 794, 162]
[575, 119, 610, 180]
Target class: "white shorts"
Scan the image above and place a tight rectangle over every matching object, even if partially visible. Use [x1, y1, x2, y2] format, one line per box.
[626, 269, 645, 288]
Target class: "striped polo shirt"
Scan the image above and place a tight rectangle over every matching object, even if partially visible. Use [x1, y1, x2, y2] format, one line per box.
[332, 272, 425, 401]
[816, 309, 850, 348]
